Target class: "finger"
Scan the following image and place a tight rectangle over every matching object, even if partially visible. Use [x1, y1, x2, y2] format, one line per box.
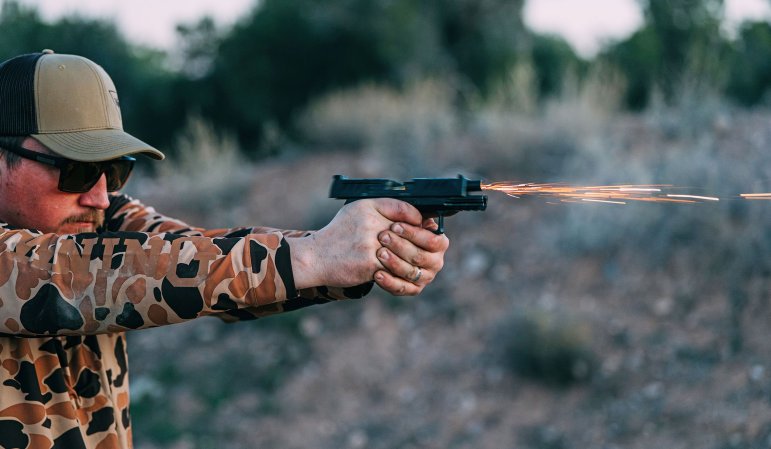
[379, 229, 435, 270]
[373, 199, 423, 227]
[422, 217, 439, 232]
[379, 230, 425, 268]
[388, 222, 450, 253]
[374, 270, 423, 296]
[377, 247, 434, 284]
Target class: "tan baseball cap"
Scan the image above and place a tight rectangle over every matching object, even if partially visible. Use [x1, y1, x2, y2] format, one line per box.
[0, 50, 164, 161]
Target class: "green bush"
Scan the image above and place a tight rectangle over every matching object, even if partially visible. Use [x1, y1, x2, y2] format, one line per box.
[493, 310, 595, 386]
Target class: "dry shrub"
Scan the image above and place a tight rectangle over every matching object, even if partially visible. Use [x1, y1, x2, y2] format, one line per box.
[464, 64, 626, 180]
[127, 116, 253, 226]
[298, 80, 459, 177]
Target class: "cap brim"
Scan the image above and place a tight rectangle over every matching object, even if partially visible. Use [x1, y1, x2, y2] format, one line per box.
[32, 129, 165, 161]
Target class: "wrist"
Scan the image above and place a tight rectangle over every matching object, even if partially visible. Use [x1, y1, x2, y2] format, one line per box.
[286, 234, 321, 290]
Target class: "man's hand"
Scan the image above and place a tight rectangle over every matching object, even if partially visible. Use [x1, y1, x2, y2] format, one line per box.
[288, 199, 449, 296]
[373, 217, 448, 295]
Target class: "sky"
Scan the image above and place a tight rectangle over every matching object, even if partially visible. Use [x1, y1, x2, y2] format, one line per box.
[16, 0, 771, 57]
[525, 0, 771, 55]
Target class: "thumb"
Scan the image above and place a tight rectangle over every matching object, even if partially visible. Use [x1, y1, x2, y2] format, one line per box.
[373, 198, 423, 226]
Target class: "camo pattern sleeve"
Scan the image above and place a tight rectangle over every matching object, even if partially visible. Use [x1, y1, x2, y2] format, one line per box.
[0, 198, 299, 336]
[105, 195, 373, 322]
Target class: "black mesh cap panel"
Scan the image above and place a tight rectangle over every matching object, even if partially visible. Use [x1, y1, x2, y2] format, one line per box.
[0, 53, 43, 135]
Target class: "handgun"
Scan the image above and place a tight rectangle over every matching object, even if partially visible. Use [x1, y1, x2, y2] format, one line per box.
[329, 175, 487, 234]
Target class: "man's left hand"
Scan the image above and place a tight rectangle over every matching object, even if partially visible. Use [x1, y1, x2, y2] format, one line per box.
[374, 218, 449, 296]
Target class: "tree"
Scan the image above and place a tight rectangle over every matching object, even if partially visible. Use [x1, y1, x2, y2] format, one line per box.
[0, 0, 183, 152]
[201, 0, 527, 154]
[602, 0, 728, 108]
[725, 21, 771, 106]
[530, 33, 584, 99]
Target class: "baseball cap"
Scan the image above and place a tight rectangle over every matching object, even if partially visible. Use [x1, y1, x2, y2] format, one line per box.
[0, 50, 164, 161]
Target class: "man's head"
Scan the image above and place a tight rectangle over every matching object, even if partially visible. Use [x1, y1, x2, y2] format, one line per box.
[0, 50, 165, 233]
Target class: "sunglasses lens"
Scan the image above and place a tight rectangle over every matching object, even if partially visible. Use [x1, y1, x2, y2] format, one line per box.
[104, 159, 134, 191]
[57, 158, 134, 193]
[58, 162, 103, 193]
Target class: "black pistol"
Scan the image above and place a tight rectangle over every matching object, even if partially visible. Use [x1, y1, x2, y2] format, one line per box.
[329, 175, 487, 234]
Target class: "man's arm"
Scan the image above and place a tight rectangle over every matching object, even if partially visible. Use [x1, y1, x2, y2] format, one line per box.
[0, 195, 448, 335]
[103, 194, 374, 318]
[0, 193, 446, 336]
[0, 222, 297, 336]
[107, 194, 447, 298]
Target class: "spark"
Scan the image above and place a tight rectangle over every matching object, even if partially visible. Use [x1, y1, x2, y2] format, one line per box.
[666, 194, 720, 202]
[619, 188, 661, 192]
[740, 193, 771, 200]
[581, 199, 627, 205]
[481, 182, 713, 204]
[482, 181, 771, 204]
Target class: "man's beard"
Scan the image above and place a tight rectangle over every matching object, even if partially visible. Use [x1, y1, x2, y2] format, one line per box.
[60, 209, 105, 232]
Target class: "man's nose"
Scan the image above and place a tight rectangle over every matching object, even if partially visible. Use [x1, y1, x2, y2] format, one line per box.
[78, 174, 110, 210]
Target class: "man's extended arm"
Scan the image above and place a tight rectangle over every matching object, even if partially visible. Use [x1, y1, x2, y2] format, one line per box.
[104, 194, 375, 321]
[0, 195, 447, 335]
[106, 194, 447, 297]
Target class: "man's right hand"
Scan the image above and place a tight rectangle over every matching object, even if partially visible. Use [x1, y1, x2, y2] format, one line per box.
[287, 198, 449, 296]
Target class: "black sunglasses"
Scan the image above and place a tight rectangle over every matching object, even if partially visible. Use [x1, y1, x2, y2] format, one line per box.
[1, 144, 135, 193]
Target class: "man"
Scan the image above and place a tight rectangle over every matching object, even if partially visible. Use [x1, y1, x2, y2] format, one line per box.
[0, 51, 448, 448]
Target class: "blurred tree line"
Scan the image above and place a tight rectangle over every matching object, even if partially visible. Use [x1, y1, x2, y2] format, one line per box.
[2, 0, 771, 155]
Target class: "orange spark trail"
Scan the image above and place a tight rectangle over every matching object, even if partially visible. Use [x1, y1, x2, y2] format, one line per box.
[481, 182, 720, 204]
[740, 193, 771, 200]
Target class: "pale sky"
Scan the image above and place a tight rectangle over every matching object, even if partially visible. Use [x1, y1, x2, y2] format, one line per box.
[16, 0, 771, 57]
[525, 0, 771, 55]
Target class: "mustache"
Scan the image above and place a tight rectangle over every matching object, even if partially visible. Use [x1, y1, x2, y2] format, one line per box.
[61, 209, 105, 228]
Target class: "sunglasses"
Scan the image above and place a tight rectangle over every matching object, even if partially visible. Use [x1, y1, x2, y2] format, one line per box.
[1, 144, 135, 193]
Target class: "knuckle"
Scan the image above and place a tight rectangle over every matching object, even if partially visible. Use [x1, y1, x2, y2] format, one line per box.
[412, 251, 426, 267]
[392, 284, 407, 296]
[429, 234, 449, 251]
[398, 200, 411, 216]
[424, 270, 437, 284]
[425, 235, 443, 251]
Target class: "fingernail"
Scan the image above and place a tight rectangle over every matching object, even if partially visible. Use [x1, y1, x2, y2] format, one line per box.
[392, 224, 404, 235]
[378, 248, 390, 260]
[375, 272, 384, 281]
[380, 233, 391, 245]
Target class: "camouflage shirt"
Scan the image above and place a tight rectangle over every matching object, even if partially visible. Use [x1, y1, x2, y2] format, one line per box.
[0, 194, 372, 449]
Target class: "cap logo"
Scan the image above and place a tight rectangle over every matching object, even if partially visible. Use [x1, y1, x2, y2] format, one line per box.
[109, 90, 120, 107]
[109, 90, 122, 119]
